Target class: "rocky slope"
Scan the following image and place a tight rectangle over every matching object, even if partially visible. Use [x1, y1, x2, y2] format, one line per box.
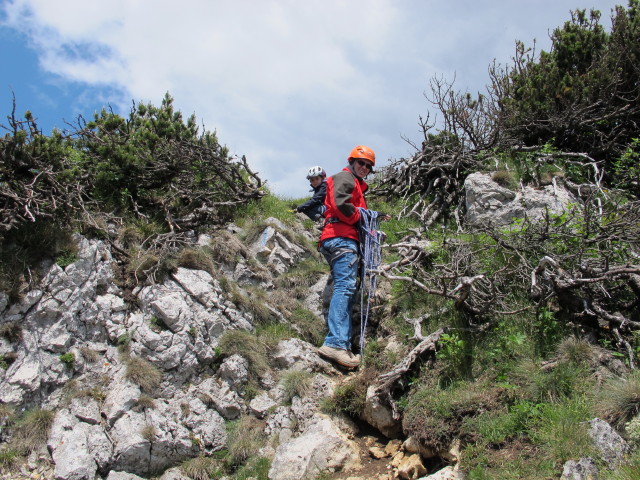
[0, 176, 631, 480]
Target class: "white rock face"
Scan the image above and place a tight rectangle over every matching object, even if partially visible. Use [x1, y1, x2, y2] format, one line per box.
[267, 415, 361, 480]
[465, 172, 577, 227]
[362, 385, 402, 438]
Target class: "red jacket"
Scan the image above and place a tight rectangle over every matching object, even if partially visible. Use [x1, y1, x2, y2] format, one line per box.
[320, 167, 368, 243]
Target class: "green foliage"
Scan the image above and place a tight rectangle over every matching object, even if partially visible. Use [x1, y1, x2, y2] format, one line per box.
[510, 359, 590, 404]
[59, 352, 75, 368]
[180, 455, 225, 480]
[529, 397, 595, 465]
[501, 3, 640, 188]
[321, 375, 368, 418]
[9, 408, 55, 454]
[597, 371, 640, 428]
[0, 448, 20, 469]
[148, 315, 170, 332]
[217, 330, 270, 380]
[231, 456, 271, 480]
[613, 138, 640, 196]
[54, 247, 78, 268]
[280, 370, 313, 403]
[532, 308, 566, 358]
[491, 170, 518, 190]
[403, 379, 504, 450]
[233, 193, 293, 228]
[436, 332, 467, 375]
[288, 307, 324, 346]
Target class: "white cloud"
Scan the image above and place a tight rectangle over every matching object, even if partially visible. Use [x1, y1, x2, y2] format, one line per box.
[1, 0, 622, 196]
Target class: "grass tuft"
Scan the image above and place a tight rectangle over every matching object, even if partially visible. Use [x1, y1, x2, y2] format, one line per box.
[180, 455, 224, 480]
[597, 371, 640, 429]
[280, 370, 313, 403]
[125, 356, 163, 393]
[10, 409, 55, 454]
[226, 415, 266, 466]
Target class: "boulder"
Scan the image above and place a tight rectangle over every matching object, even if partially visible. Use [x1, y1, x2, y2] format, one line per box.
[268, 415, 361, 480]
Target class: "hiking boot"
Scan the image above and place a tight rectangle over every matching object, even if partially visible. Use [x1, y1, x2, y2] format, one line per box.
[317, 345, 360, 369]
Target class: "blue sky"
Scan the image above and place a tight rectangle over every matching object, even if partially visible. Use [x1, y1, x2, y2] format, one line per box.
[0, 0, 623, 197]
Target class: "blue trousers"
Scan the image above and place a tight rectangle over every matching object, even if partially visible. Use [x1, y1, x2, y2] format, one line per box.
[319, 237, 359, 350]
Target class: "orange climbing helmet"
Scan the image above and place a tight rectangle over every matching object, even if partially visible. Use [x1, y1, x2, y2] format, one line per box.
[348, 145, 375, 166]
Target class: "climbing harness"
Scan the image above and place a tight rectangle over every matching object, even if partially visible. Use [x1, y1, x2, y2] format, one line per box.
[356, 208, 384, 355]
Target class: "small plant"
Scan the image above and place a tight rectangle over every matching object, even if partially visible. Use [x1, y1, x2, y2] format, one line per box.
[125, 356, 163, 393]
[116, 330, 134, 354]
[626, 415, 640, 447]
[226, 415, 266, 466]
[231, 287, 275, 325]
[73, 387, 107, 402]
[180, 455, 224, 480]
[188, 327, 198, 338]
[557, 336, 596, 367]
[59, 352, 75, 368]
[321, 376, 367, 418]
[218, 330, 270, 381]
[178, 248, 216, 275]
[140, 424, 158, 442]
[135, 395, 156, 411]
[280, 370, 312, 403]
[79, 345, 100, 363]
[0, 321, 23, 343]
[492, 170, 518, 190]
[232, 456, 271, 480]
[0, 352, 17, 370]
[0, 448, 20, 469]
[598, 371, 640, 428]
[55, 249, 78, 268]
[197, 393, 216, 408]
[148, 315, 170, 332]
[10, 409, 55, 454]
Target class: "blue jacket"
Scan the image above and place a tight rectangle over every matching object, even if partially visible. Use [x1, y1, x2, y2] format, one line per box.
[297, 180, 327, 213]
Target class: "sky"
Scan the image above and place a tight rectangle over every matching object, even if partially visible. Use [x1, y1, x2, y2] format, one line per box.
[0, 0, 624, 198]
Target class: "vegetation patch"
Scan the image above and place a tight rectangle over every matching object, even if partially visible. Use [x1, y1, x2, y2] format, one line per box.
[125, 356, 163, 393]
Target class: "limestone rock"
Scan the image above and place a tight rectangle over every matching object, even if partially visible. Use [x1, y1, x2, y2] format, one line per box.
[396, 453, 426, 480]
[361, 385, 402, 438]
[268, 415, 361, 480]
[465, 172, 577, 227]
[588, 417, 629, 468]
[561, 457, 598, 480]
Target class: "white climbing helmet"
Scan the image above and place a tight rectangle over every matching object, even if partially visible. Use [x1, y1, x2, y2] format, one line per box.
[306, 166, 326, 179]
[307, 165, 327, 179]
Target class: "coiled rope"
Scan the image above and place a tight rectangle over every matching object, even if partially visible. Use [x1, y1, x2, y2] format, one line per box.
[357, 208, 384, 355]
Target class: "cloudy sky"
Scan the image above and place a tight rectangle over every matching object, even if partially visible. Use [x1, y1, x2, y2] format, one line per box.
[0, 0, 622, 198]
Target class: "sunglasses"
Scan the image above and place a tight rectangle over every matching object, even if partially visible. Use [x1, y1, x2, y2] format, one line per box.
[355, 159, 373, 171]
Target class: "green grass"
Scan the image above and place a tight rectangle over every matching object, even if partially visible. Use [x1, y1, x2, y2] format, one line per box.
[180, 455, 225, 480]
[218, 330, 270, 380]
[280, 369, 313, 403]
[9, 409, 55, 454]
[233, 193, 296, 229]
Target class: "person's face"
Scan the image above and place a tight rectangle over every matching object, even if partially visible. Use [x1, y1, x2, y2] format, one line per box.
[309, 176, 323, 187]
[353, 158, 373, 177]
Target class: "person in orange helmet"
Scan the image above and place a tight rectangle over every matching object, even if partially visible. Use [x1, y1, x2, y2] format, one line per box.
[316, 145, 389, 369]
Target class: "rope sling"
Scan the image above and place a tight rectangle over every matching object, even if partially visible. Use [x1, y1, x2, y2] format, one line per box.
[356, 208, 384, 355]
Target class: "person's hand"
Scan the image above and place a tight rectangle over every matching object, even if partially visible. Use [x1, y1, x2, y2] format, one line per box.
[377, 212, 391, 221]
